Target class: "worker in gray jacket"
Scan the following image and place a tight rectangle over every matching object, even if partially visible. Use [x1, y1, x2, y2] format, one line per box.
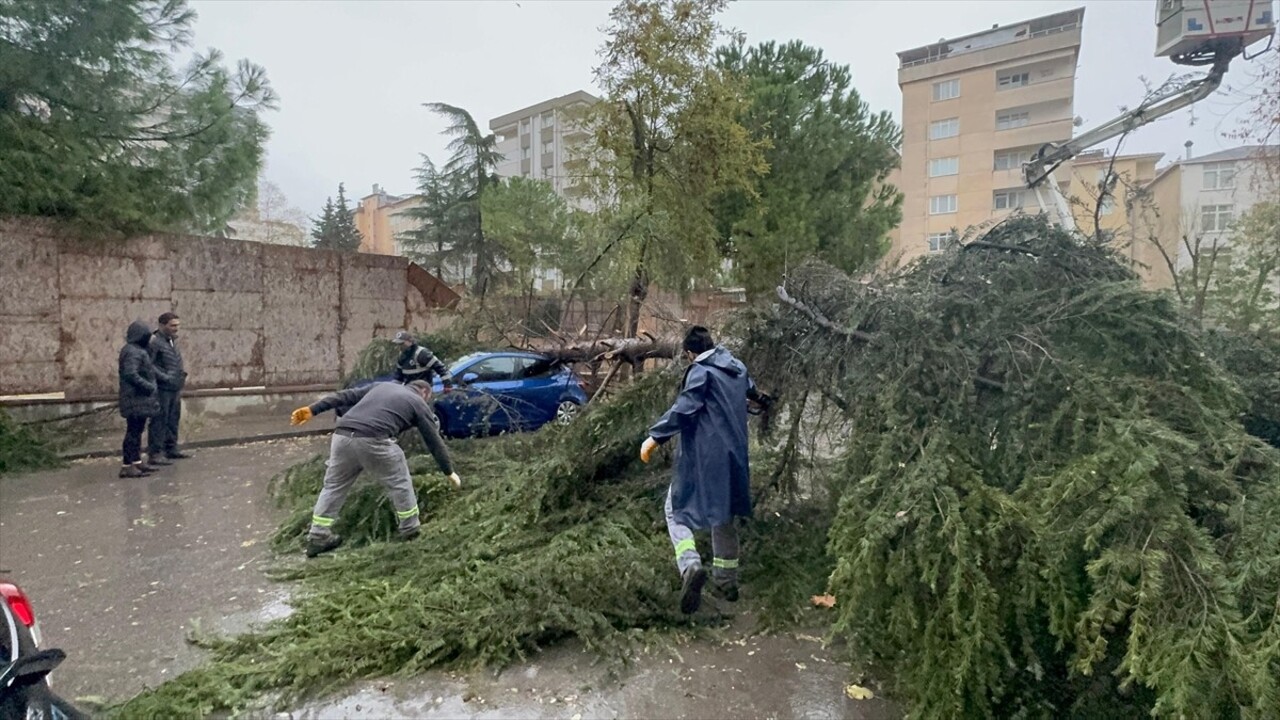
[290, 380, 461, 558]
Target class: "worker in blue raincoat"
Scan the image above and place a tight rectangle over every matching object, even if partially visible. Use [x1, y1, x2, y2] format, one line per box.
[640, 326, 767, 614]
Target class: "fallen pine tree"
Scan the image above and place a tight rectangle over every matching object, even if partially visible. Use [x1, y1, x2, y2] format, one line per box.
[735, 215, 1280, 717]
[110, 369, 823, 716]
[113, 214, 1280, 717]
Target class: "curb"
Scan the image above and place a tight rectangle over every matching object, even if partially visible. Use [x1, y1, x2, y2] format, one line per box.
[60, 428, 333, 461]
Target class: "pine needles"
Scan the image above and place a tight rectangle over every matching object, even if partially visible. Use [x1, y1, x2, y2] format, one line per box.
[0, 408, 62, 476]
[737, 215, 1280, 717]
[112, 369, 695, 716]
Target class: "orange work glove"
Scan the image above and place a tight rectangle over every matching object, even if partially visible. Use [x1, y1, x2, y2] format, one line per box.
[640, 437, 659, 464]
[290, 407, 313, 426]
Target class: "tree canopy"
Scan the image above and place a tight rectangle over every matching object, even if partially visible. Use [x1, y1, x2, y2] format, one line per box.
[0, 0, 275, 233]
[715, 39, 902, 297]
[578, 0, 766, 335]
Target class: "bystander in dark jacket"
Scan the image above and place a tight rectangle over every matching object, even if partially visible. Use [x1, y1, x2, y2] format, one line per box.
[118, 320, 160, 478]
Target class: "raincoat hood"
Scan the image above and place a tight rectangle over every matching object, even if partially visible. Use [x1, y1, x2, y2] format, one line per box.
[126, 320, 152, 346]
[695, 345, 745, 377]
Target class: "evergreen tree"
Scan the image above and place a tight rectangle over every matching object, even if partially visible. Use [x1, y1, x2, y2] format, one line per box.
[0, 0, 275, 233]
[310, 184, 362, 252]
[715, 39, 903, 297]
[422, 103, 505, 304]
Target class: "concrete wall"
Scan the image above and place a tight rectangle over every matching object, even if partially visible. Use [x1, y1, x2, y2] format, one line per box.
[0, 218, 458, 400]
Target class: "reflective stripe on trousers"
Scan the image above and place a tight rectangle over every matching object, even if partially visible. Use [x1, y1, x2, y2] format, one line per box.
[664, 485, 739, 583]
[309, 433, 421, 539]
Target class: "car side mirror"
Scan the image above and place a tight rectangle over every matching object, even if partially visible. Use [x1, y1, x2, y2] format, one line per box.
[461, 372, 480, 384]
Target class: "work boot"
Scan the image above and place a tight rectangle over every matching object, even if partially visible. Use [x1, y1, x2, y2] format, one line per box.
[397, 528, 422, 543]
[680, 564, 708, 615]
[165, 451, 192, 460]
[119, 465, 145, 478]
[306, 534, 343, 558]
[148, 454, 173, 466]
[711, 578, 740, 603]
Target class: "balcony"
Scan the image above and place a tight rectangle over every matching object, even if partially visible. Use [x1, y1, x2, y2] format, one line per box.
[998, 75, 1074, 107]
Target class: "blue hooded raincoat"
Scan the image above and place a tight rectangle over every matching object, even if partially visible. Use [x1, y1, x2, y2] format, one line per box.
[649, 346, 754, 530]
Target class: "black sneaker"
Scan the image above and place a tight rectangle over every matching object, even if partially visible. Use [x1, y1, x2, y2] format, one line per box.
[306, 534, 343, 558]
[712, 579, 740, 603]
[165, 451, 192, 460]
[397, 528, 422, 542]
[119, 465, 145, 478]
[680, 565, 708, 615]
[136, 463, 157, 475]
[148, 455, 174, 466]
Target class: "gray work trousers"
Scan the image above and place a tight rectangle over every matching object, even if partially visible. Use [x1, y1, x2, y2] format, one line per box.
[665, 486, 739, 586]
[309, 433, 420, 539]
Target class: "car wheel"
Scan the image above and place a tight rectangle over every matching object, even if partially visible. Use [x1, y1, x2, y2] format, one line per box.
[555, 400, 580, 426]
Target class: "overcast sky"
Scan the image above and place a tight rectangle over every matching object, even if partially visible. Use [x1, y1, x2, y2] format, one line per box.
[188, 0, 1274, 218]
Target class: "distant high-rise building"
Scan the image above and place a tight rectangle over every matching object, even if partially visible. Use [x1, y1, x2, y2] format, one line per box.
[891, 8, 1086, 263]
[489, 90, 599, 208]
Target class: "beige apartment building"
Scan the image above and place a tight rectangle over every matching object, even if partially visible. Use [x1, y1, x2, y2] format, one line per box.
[891, 8, 1086, 263]
[353, 184, 421, 257]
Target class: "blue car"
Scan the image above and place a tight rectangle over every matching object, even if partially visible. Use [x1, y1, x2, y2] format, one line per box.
[352, 351, 588, 439]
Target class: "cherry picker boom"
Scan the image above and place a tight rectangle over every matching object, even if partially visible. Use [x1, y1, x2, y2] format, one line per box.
[1022, 0, 1275, 232]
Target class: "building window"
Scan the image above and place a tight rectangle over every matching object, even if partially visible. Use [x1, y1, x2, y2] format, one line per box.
[929, 194, 957, 215]
[994, 149, 1032, 170]
[996, 110, 1031, 130]
[993, 189, 1026, 210]
[541, 111, 555, 127]
[542, 167, 553, 180]
[1201, 204, 1234, 233]
[520, 118, 531, 133]
[997, 71, 1030, 89]
[1202, 162, 1236, 190]
[929, 117, 960, 140]
[521, 146, 531, 159]
[927, 232, 953, 253]
[932, 79, 960, 101]
[541, 141, 554, 155]
[928, 157, 959, 177]
[1099, 195, 1116, 216]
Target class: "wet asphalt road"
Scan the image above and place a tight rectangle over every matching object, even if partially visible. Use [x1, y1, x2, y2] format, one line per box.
[0, 437, 328, 702]
[1, 439, 896, 718]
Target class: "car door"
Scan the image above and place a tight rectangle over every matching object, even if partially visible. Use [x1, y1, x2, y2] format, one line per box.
[502, 356, 566, 429]
[456, 355, 523, 434]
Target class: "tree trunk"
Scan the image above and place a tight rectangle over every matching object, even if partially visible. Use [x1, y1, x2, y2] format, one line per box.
[625, 264, 649, 339]
[532, 337, 679, 365]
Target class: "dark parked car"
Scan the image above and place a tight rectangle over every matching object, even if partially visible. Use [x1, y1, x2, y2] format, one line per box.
[1, 580, 88, 719]
[352, 351, 589, 439]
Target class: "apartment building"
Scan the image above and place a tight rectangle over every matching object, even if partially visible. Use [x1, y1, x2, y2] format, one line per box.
[489, 90, 599, 205]
[891, 8, 1085, 262]
[1065, 149, 1163, 239]
[353, 184, 422, 257]
[1132, 145, 1279, 288]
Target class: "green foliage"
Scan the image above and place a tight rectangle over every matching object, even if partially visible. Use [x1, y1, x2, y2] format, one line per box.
[738, 215, 1280, 717]
[480, 177, 577, 291]
[1205, 329, 1280, 448]
[1207, 201, 1280, 333]
[310, 183, 362, 252]
[579, 0, 767, 334]
[715, 39, 902, 297]
[0, 0, 274, 234]
[0, 409, 61, 476]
